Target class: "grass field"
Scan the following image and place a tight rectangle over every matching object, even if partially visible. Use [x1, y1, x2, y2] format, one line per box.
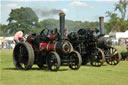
[0, 48, 128, 85]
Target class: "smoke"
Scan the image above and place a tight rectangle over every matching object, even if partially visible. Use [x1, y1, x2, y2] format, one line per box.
[35, 8, 65, 17]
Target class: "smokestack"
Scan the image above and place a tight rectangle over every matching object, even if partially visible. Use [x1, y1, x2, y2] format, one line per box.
[99, 16, 104, 35]
[59, 12, 65, 39]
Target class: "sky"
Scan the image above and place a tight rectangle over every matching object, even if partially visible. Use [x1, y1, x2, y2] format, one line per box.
[0, 0, 127, 25]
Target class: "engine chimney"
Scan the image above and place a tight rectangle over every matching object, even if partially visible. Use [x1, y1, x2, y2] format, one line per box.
[59, 12, 65, 39]
[99, 16, 104, 35]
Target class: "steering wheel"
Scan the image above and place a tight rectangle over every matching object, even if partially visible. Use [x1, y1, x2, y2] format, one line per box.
[40, 29, 49, 37]
[39, 29, 50, 42]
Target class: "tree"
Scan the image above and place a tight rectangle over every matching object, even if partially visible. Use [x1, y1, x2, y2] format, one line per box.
[39, 18, 99, 33]
[0, 24, 8, 36]
[115, 0, 128, 20]
[105, 0, 128, 32]
[114, 0, 128, 32]
[7, 7, 39, 34]
[115, 0, 128, 32]
[40, 19, 59, 30]
[105, 11, 120, 32]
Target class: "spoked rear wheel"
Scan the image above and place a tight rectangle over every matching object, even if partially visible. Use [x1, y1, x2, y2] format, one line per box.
[105, 46, 121, 65]
[89, 48, 105, 67]
[69, 51, 82, 70]
[13, 42, 34, 70]
[46, 52, 61, 71]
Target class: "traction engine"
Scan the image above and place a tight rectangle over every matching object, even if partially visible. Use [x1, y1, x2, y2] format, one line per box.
[13, 13, 82, 71]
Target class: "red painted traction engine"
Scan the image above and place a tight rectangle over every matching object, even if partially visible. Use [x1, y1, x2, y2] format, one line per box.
[13, 13, 82, 71]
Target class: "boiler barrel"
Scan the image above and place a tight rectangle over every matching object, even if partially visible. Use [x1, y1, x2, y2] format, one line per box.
[40, 42, 56, 51]
[97, 37, 112, 47]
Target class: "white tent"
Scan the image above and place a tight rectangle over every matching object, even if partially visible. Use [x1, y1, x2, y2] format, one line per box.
[4, 36, 14, 41]
[109, 30, 128, 39]
[109, 30, 128, 45]
[4, 36, 15, 49]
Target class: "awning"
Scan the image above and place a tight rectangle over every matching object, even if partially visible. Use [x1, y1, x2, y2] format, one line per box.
[0, 37, 4, 40]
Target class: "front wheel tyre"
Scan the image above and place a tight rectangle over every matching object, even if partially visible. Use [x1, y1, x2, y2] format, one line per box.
[69, 51, 82, 70]
[89, 48, 105, 67]
[46, 52, 61, 71]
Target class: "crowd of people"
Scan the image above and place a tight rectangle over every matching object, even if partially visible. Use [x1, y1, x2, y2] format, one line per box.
[0, 39, 15, 49]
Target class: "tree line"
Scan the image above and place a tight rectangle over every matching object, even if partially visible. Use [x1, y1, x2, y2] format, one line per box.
[105, 0, 128, 32]
[0, 0, 128, 36]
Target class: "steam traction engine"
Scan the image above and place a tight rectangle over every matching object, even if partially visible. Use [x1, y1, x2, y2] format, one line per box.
[97, 17, 121, 65]
[13, 13, 82, 71]
[68, 28, 105, 67]
[68, 16, 121, 66]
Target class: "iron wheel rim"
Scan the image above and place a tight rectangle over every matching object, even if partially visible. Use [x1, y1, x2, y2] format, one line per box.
[90, 48, 105, 67]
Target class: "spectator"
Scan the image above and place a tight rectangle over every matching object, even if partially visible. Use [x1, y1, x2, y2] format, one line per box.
[54, 28, 59, 36]
[13, 30, 24, 44]
[64, 28, 68, 37]
[50, 30, 55, 41]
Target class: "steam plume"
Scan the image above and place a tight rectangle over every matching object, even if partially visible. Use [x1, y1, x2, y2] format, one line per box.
[35, 8, 64, 17]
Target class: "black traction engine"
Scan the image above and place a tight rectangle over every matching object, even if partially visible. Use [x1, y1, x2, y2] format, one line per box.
[68, 28, 105, 67]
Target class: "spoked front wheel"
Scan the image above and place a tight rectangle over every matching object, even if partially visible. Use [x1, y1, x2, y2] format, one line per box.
[46, 52, 61, 71]
[69, 51, 82, 70]
[13, 42, 34, 70]
[105, 46, 121, 65]
[89, 48, 105, 67]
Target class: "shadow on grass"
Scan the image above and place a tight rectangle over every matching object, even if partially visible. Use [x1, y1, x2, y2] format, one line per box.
[3, 68, 17, 70]
[102, 64, 108, 66]
[81, 64, 107, 67]
[82, 64, 92, 67]
[59, 69, 68, 71]
[2, 67, 69, 72]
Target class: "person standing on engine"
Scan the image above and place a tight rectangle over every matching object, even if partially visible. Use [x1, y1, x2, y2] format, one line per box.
[54, 28, 60, 40]
[13, 30, 24, 44]
[54, 28, 60, 36]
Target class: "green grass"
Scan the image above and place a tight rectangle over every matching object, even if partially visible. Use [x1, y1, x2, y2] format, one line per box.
[0, 49, 128, 85]
[114, 45, 127, 52]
